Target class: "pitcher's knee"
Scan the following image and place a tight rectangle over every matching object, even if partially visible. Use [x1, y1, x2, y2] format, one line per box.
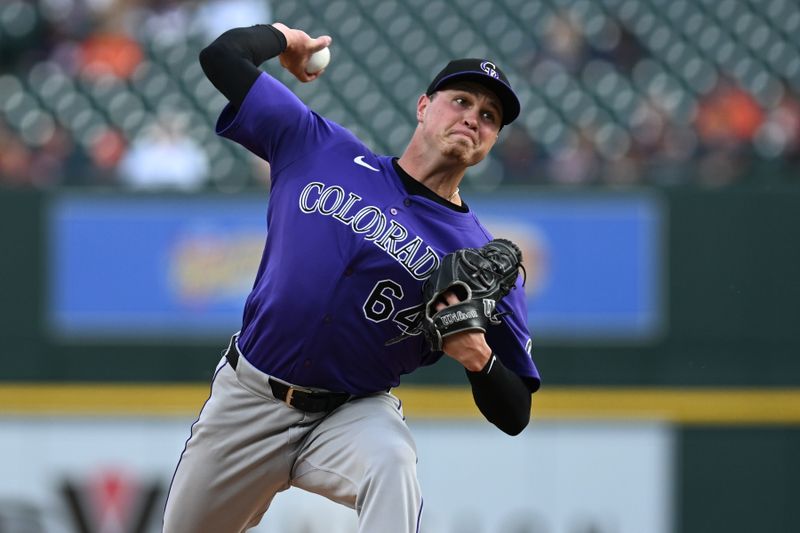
[356, 440, 421, 528]
[368, 441, 417, 476]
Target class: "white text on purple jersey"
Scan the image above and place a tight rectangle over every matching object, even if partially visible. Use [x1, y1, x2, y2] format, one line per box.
[299, 181, 440, 280]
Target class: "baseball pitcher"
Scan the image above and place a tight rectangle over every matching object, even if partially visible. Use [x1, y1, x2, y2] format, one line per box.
[162, 22, 541, 533]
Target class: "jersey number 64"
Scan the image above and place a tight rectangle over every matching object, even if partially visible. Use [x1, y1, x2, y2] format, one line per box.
[362, 279, 424, 335]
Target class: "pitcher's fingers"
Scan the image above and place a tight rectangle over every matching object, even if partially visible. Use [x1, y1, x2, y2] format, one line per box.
[305, 69, 325, 81]
[434, 291, 460, 312]
[311, 35, 332, 52]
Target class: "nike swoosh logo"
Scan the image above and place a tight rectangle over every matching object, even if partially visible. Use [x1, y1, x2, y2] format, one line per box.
[353, 155, 380, 172]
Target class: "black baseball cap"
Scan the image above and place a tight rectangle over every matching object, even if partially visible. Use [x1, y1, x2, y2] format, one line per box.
[426, 58, 520, 126]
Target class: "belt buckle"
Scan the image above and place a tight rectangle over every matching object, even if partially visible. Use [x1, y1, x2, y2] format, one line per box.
[284, 384, 313, 407]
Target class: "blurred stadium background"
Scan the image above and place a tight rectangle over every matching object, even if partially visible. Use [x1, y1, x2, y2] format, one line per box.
[1, 0, 799, 532]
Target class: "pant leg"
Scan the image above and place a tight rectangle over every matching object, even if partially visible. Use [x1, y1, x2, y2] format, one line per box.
[163, 357, 317, 533]
[290, 392, 423, 533]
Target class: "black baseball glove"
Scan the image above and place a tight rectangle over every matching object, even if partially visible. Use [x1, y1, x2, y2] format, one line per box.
[386, 238, 524, 351]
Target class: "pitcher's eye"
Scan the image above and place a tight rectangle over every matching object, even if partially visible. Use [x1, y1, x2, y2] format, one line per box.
[481, 110, 501, 127]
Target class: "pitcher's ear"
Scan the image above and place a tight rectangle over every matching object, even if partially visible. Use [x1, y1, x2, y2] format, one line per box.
[417, 93, 432, 122]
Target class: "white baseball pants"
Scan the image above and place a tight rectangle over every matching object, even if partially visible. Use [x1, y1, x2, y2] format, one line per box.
[162, 352, 423, 533]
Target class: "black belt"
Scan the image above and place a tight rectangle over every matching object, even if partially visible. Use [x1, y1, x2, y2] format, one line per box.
[224, 337, 350, 413]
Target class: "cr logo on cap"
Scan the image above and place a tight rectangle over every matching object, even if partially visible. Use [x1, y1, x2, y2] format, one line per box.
[480, 61, 499, 79]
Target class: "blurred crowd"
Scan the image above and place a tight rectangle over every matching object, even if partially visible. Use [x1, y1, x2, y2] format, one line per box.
[495, 6, 800, 188]
[1, 0, 799, 191]
[0, 0, 272, 191]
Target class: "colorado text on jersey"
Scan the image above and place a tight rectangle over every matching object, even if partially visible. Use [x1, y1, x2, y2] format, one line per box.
[298, 181, 440, 280]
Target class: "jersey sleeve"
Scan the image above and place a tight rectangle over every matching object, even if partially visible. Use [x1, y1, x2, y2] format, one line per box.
[214, 72, 339, 177]
[485, 274, 540, 392]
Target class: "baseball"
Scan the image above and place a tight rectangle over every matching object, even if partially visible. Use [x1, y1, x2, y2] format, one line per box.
[306, 47, 330, 74]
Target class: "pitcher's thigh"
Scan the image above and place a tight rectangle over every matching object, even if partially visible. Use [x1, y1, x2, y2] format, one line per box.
[291, 393, 422, 530]
[163, 363, 301, 533]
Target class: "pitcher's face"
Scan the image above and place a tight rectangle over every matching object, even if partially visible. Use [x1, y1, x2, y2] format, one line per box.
[417, 82, 503, 166]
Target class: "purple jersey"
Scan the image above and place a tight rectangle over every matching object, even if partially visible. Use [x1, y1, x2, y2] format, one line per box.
[216, 72, 540, 395]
